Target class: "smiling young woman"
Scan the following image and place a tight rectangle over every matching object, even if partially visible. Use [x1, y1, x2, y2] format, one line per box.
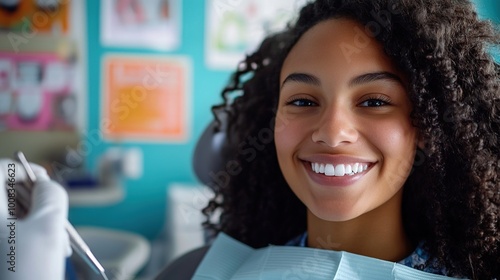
[202, 0, 500, 279]
[275, 18, 418, 262]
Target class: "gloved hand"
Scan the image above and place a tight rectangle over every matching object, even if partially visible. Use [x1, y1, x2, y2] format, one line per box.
[0, 159, 71, 280]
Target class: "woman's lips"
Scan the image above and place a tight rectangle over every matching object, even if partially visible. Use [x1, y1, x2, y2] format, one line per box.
[310, 162, 369, 176]
[301, 160, 374, 187]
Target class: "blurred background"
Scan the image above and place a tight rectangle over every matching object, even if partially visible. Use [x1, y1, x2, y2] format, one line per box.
[0, 0, 498, 279]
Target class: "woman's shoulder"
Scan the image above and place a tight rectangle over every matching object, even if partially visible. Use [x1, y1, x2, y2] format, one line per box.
[399, 242, 449, 276]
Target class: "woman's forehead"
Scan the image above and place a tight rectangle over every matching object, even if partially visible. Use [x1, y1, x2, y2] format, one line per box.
[280, 18, 405, 86]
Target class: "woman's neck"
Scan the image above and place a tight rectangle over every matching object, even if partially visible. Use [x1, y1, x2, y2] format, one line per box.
[306, 190, 414, 262]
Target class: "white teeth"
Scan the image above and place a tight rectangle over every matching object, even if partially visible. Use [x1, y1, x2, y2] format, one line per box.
[325, 164, 335, 176]
[335, 164, 345, 176]
[345, 164, 352, 174]
[352, 163, 359, 173]
[310, 162, 370, 177]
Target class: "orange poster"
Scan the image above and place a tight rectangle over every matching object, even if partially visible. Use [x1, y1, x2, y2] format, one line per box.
[102, 55, 190, 141]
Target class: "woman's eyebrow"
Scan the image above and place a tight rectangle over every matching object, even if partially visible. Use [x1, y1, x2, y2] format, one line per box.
[281, 73, 321, 89]
[349, 71, 403, 87]
[280, 71, 403, 89]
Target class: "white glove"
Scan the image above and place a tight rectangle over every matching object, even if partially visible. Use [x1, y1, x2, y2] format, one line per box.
[0, 159, 71, 280]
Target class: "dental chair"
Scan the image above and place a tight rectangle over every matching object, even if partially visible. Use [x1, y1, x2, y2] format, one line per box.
[154, 109, 229, 280]
[154, 246, 210, 279]
[154, 28, 289, 279]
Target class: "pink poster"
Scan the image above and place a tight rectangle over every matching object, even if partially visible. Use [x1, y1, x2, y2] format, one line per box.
[0, 52, 76, 131]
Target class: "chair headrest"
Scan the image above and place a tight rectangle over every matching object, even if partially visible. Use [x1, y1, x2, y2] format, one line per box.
[192, 108, 229, 189]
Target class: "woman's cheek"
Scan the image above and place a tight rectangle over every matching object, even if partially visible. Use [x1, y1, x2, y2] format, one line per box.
[369, 118, 417, 189]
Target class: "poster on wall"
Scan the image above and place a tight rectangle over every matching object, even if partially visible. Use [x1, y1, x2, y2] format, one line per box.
[205, 0, 308, 69]
[0, 0, 70, 34]
[101, 0, 181, 51]
[0, 51, 77, 131]
[101, 54, 190, 142]
[0, 0, 87, 132]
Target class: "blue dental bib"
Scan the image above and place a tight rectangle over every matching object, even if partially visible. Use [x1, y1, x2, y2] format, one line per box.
[193, 233, 465, 280]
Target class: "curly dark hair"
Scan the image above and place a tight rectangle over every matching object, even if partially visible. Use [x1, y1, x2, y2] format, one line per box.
[202, 0, 500, 278]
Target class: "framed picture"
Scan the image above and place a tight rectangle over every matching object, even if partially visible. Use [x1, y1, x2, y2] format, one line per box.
[101, 0, 181, 51]
[101, 54, 191, 142]
[205, 0, 308, 69]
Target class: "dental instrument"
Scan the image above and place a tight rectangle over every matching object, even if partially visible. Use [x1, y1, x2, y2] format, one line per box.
[14, 151, 109, 280]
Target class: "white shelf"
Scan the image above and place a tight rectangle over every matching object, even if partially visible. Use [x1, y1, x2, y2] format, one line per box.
[67, 184, 124, 207]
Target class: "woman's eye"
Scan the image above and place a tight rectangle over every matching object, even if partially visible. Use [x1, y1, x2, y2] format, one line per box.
[359, 98, 390, 107]
[287, 99, 318, 107]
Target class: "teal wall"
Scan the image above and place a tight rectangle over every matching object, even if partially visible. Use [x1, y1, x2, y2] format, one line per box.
[474, 0, 500, 23]
[70, 0, 500, 241]
[474, 0, 500, 61]
[69, 0, 232, 240]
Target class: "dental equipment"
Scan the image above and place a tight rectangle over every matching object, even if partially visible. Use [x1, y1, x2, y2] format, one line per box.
[14, 151, 109, 280]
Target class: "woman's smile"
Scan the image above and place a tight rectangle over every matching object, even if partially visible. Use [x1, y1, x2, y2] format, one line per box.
[299, 155, 376, 187]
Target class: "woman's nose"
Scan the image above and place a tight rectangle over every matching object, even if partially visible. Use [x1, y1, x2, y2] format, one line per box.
[311, 105, 359, 147]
